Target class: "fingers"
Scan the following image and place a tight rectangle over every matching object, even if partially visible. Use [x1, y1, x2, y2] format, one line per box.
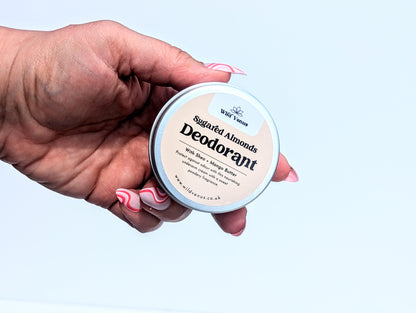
[113, 179, 191, 233]
[103, 21, 233, 90]
[113, 153, 297, 234]
[108, 199, 162, 233]
[139, 177, 192, 222]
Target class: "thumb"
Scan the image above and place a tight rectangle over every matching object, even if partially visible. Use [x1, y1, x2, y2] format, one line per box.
[111, 22, 232, 90]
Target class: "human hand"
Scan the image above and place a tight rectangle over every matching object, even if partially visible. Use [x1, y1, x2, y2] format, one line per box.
[0, 21, 297, 235]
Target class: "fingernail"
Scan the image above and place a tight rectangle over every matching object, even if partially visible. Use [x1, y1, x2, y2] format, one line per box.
[204, 63, 246, 75]
[116, 188, 141, 212]
[231, 229, 245, 237]
[284, 168, 299, 182]
[139, 187, 171, 211]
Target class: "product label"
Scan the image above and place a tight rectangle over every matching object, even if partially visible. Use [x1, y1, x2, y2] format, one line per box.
[208, 93, 264, 136]
[160, 93, 275, 207]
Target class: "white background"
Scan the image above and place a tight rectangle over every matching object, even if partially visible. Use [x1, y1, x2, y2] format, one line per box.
[1, 1, 415, 312]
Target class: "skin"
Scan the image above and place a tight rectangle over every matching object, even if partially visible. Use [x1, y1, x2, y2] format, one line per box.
[0, 21, 294, 234]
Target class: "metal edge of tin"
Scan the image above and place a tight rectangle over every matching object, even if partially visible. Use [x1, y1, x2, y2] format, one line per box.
[149, 82, 280, 213]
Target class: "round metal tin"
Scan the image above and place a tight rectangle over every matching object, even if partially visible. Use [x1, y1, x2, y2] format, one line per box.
[149, 82, 279, 213]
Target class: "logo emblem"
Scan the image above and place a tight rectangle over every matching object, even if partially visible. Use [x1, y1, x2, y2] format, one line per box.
[231, 106, 244, 117]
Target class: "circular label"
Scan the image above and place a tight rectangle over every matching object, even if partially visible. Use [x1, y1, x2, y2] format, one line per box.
[151, 84, 279, 213]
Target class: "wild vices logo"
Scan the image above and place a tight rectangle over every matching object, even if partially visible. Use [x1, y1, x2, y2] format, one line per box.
[220, 106, 249, 127]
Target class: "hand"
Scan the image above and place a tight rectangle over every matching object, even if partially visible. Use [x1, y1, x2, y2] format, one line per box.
[0, 21, 297, 235]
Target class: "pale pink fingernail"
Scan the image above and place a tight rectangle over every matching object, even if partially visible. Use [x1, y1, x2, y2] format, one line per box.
[232, 229, 245, 237]
[204, 63, 246, 75]
[116, 188, 141, 212]
[284, 168, 299, 182]
[139, 187, 171, 211]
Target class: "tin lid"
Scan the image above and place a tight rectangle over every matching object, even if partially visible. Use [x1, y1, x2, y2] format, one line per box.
[149, 82, 279, 213]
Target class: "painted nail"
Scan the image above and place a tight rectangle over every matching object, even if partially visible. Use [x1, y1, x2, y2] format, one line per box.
[231, 229, 245, 237]
[284, 168, 299, 182]
[116, 188, 141, 212]
[139, 187, 171, 211]
[204, 63, 246, 75]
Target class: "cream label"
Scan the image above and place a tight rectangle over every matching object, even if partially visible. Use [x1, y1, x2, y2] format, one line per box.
[160, 93, 275, 207]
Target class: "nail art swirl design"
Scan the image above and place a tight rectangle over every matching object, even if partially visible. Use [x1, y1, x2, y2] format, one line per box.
[116, 189, 141, 212]
[139, 187, 171, 211]
[204, 63, 246, 75]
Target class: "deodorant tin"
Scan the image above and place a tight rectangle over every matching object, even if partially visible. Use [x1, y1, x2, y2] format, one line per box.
[149, 82, 279, 213]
